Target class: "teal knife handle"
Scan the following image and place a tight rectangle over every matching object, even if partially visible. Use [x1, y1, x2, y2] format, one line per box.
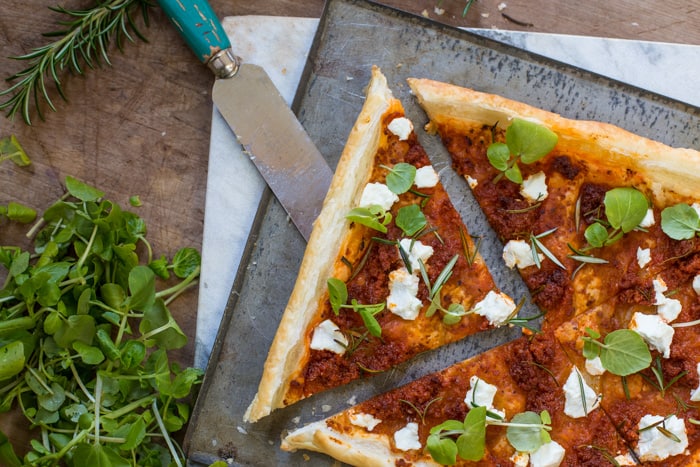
[157, 0, 231, 64]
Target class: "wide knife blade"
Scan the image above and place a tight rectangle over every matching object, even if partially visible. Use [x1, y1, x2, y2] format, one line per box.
[157, 0, 332, 241]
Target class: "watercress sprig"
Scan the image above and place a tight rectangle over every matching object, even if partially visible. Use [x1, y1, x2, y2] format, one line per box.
[346, 205, 393, 233]
[427, 408, 552, 464]
[327, 278, 384, 337]
[487, 119, 558, 184]
[381, 162, 416, 194]
[0, 135, 31, 166]
[584, 187, 648, 248]
[660, 203, 700, 240]
[0, 176, 202, 467]
[581, 328, 652, 376]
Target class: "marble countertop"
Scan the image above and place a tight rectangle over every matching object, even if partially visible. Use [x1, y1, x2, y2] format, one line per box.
[194, 15, 700, 369]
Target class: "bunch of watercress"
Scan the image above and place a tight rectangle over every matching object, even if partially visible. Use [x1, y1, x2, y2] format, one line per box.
[0, 176, 202, 466]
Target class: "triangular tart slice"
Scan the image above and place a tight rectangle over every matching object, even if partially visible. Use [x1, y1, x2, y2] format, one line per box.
[407, 77, 700, 328]
[245, 67, 517, 422]
[282, 333, 630, 465]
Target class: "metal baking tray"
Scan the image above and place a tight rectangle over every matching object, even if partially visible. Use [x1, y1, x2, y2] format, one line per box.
[185, 0, 700, 465]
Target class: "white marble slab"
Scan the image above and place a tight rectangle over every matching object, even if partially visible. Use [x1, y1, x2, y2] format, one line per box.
[195, 16, 700, 369]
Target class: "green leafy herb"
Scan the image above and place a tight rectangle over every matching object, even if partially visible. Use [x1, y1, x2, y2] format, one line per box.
[584, 187, 648, 248]
[327, 278, 384, 337]
[582, 328, 652, 376]
[660, 203, 700, 240]
[641, 356, 687, 397]
[419, 255, 469, 324]
[0, 0, 154, 124]
[0, 135, 31, 166]
[0, 201, 37, 223]
[395, 204, 427, 236]
[487, 119, 558, 184]
[427, 408, 552, 464]
[382, 163, 416, 194]
[346, 205, 392, 233]
[530, 228, 566, 269]
[0, 176, 202, 466]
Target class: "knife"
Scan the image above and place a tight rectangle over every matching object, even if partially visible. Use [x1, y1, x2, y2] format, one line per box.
[156, 0, 333, 241]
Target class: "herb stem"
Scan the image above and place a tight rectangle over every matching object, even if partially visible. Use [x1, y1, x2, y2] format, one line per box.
[152, 400, 183, 467]
[155, 266, 201, 302]
[69, 362, 95, 403]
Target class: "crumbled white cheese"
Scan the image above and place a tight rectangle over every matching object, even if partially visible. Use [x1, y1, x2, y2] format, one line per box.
[629, 312, 674, 358]
[510, 452, 529, 467]
[309, 319, 348, 355]
[503, 239, 542, 270]
[387, 268, 422, 320]
[349, 412, 382, 431]
[613, 453, 637, 465]
[690, 363, 700, 402]
[585, 356, 606, 376]
[563, 366, 601, 418]
[394, 422, 421, 451]
[653, 277, 682, 323]
[473, 290, 516, 327]
[466, 175, 478, 189]
[637, 247, 651, 269]
[694, 275, 700, 295]
[639, 208, 656, 228]
[359, 182, 398, 211]
[398, 238, 434, 272]
[520, 171, 548, 202]
[529, 440, 565, 467]
[464, 375, 505, 420]
[414, 165, 439, 188]
[636, 414, 688, 462]
[387, 117, 413, 141]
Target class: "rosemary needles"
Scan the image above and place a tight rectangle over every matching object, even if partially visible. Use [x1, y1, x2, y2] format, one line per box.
[0, 0, 154, 125]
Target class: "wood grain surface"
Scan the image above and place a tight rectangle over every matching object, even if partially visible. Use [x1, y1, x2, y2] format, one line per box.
[0, 0, 698, 457]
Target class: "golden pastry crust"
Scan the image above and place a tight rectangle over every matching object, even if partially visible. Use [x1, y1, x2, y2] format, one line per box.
[407, 77, 700, 205]
[244, 66, 398, 423]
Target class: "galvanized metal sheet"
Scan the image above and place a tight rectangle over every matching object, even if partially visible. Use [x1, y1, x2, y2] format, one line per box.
[185, 0, 700, 465]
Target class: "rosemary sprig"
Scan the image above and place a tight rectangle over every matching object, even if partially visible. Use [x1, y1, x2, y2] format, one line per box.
[0, 0, 154, 124]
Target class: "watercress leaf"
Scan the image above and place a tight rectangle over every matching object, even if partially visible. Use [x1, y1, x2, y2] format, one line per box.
[53, 314, 96, 349]
[167, 367, 204, 399]
[506, 119, 558, 164]
[126, 265, 155, 311]
[661, 203, 700, 240]
[430, 419, 464, 434]
[149, 255, 170, 280]
[6, 201, 36, 223]
[120, 340, 146, 369]
[0, 430, 22, 467]
[457, 406, 486, 461]
[0, 134, 31, 167]
[0, 341, 25, 381]
[37, 382, 66, 412]
[396, 204, 427, 237]
[129, 195, 142, 207]
[600, 329, 652, 376]
[582, 337, 601, 360]
[61, 403, 88, 423]
[172, 247, 201, 278]
[504, 164, 523, 184]
[584, 222, 609, 248]
[8, 251, 29, 278]
[346, 206, 389, 233]
[65, 176, 105, 202]
[327, 278, 348, 314]
[427, 433, 458, 465]
[140, 299, 188, 350]
[486, 142, 511, 171]
[70, 442, 130, 467]
[385, 162, 416, 194]
[604, 187, 648, 233]
[43, 311, 62, 335]
[121, 417, 147, 451]
[100, 283, 126, 310]
[358, 307, 382, 337]
[35, 407, 60, 424]
[72, 341, 105, 365]
[443, 303, 466, 325]
[507, 411, 545, 452]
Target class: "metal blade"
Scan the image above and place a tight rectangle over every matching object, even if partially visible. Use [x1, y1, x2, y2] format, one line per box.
[212, 63, 333, 241]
